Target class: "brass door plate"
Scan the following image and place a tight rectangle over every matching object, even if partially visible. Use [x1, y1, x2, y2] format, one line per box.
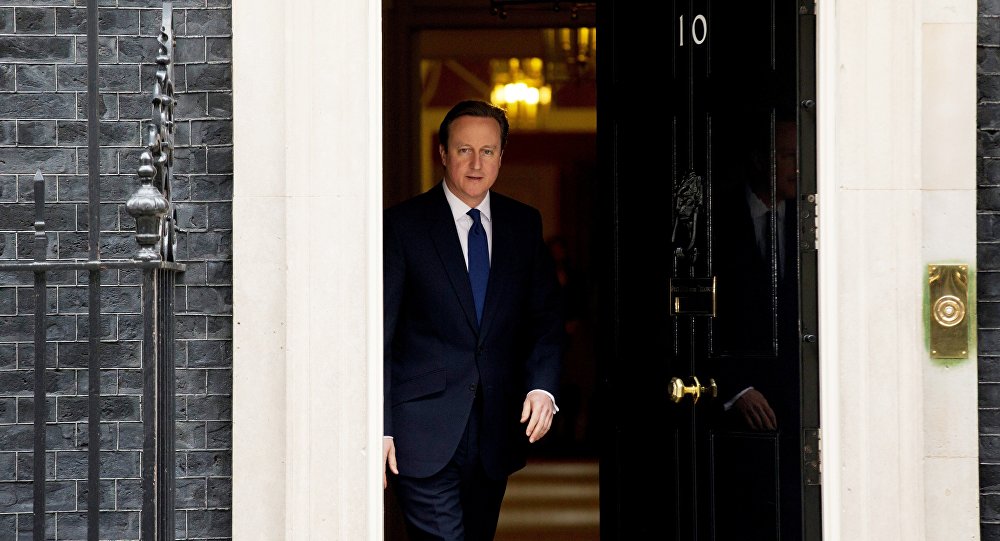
[928, 264, 969, 359]
[669, 277, 717, 316]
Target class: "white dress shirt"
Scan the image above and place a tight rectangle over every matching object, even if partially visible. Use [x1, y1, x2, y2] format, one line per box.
[442, 181, 559, 413]
[442, 178, 493, 266]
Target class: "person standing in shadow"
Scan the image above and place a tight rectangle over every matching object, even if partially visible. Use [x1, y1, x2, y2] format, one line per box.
[709, 117, 802, 540]
[542, 235, 593, 457]
[712, 118, 798, 431]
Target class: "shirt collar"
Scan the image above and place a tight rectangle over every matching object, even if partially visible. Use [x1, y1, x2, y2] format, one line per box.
[744, 183, 785, 220]
[443, 180, 491, 223]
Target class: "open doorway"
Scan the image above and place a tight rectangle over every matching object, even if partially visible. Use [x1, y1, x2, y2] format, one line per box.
[382, 3, 599, 539]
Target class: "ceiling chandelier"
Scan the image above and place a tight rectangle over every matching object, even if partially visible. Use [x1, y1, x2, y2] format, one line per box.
[490, 57, 552, 128]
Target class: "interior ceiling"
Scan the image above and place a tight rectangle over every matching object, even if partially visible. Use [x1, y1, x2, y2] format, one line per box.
[420, 29, 553, 58]
[419, 28, 597, 109]
[404, 0, 596, 14]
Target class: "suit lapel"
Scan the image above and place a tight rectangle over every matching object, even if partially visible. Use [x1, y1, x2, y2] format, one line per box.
[429, 186, 480, 333]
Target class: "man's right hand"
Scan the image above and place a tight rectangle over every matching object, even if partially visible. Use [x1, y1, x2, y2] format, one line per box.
[734, 389, 777, 431]
[383, 437, 398, 489]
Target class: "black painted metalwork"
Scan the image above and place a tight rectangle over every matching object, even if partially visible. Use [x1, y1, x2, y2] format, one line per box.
[0, 2, 184, 539]
[489, 0, 595, 19]
[671, 170, 705, 263]
[85, 0, 101, 538]
[32, 171, 47, 541]
[128, 4, 180, 540]
[797, 1, 822, 538]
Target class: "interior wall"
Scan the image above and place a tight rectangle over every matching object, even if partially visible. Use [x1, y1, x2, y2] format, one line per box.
[382, 3, 596, 207]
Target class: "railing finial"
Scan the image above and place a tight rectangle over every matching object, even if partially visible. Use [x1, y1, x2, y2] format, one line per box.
[127, 1, 176, 262]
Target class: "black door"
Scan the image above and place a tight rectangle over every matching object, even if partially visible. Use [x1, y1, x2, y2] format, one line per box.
[597, 1, 820, 540]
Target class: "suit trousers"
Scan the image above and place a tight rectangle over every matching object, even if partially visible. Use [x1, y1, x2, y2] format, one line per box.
[391, 391, 509, 541]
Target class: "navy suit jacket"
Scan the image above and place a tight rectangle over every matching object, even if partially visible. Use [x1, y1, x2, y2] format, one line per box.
[383, 183, 564, 480]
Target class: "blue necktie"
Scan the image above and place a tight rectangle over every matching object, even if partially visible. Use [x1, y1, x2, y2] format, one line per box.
[467, 209, 490, 325]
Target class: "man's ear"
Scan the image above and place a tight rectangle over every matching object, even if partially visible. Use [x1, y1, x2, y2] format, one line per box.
[438, 144, 446, 164]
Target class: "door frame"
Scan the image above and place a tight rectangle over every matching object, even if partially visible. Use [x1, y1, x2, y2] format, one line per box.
[797, 2, 822, 539]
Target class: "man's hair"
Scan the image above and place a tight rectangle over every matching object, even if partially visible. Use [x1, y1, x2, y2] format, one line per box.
[439, 100, 510, 150]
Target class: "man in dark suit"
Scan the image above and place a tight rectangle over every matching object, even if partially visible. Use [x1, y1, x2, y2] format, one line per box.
[382, 100, 564, 541]
[708, 117, 802, 540]
[712, 118, 799, 433]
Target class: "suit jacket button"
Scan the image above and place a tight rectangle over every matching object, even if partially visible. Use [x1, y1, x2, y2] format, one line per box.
[469, 384, 477, 392]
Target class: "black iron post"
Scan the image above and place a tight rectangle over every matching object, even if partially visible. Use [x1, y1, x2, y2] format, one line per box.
[85, 0, 102, 538]
[126, 4, 178, 539]
[32, 171, 47, 541]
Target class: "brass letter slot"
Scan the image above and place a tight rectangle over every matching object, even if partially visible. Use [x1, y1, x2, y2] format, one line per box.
[669, 277, 717, 316]
[928, 264, 969, 359]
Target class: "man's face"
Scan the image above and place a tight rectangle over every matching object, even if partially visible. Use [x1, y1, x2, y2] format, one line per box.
[440, 115, 503, 208]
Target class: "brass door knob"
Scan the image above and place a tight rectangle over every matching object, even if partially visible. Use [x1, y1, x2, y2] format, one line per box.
[669, 376, 718, 405]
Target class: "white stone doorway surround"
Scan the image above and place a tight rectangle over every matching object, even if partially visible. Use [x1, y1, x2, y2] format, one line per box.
[227, 0, 981, 539]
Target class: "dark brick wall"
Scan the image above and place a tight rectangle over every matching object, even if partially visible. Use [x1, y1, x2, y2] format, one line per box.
[984, 1, 1000, 539]
[0, 2, 232, 540]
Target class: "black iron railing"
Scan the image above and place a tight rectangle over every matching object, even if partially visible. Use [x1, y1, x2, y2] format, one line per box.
[0, 2, 184, 539]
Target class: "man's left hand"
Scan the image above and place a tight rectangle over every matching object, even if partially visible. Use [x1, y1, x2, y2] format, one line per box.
[383, 437, 398, 489]
[521, 391, 555, 443]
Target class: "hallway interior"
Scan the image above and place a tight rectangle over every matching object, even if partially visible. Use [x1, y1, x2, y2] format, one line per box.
[495, 459, 600, 541]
